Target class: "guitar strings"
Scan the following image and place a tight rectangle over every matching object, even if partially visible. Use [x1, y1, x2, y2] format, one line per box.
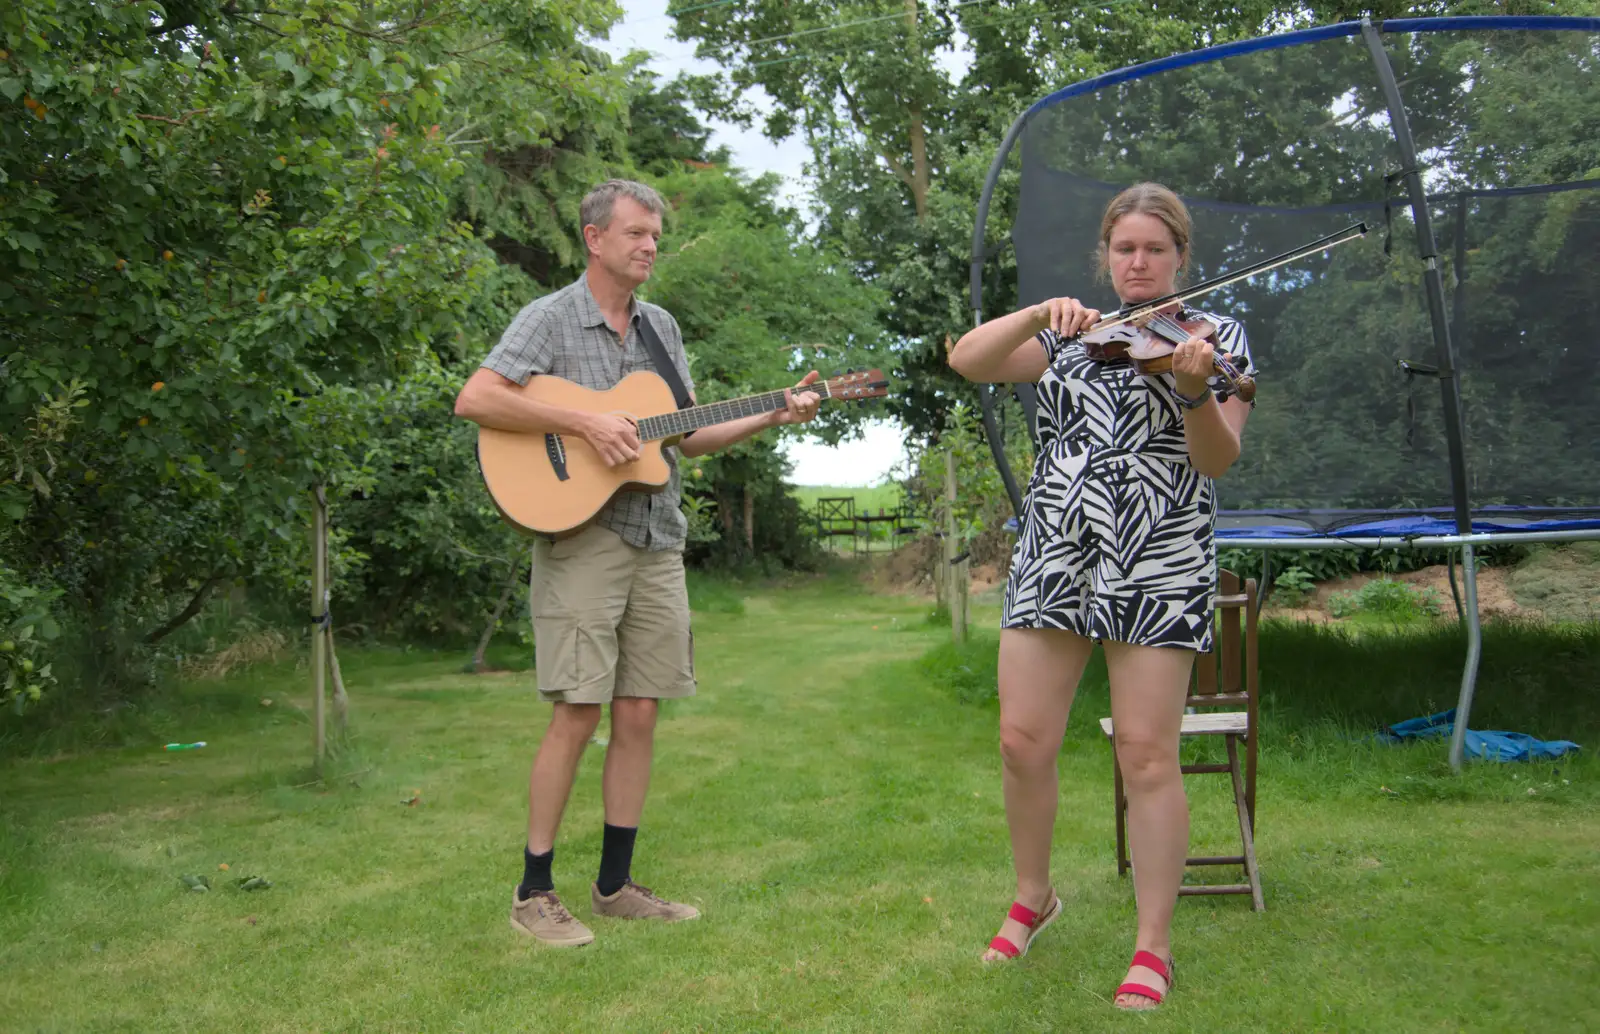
[638, 383, 838, 442]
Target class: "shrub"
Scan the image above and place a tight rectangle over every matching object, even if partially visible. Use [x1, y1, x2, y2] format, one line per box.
[1328, 579, 1443, 621]
[1269, 565, 1317, 607]
[1, 566, 61, 713]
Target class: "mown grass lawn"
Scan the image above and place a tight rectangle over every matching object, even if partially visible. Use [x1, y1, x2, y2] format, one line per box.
[2, 573, 1597, 1033]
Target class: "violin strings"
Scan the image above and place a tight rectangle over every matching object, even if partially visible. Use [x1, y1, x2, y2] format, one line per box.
[1144, 313, 1244, 388]
[1146, 314, 1188, 341]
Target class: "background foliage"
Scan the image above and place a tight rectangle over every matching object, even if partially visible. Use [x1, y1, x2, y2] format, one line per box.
[5, 1, 1594, 721]
[0, 0, 883, 715]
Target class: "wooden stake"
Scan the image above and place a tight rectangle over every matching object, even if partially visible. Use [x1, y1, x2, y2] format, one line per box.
[311, 485, 328, 773]
[318, 486, 348, 736]
[945, 451, 967, 644]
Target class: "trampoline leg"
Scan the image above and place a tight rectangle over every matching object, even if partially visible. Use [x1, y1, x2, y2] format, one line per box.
[1448, 543, 1483, 773]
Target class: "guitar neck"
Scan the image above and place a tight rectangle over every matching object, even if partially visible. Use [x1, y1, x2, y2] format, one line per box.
[637, 382, 834, 442]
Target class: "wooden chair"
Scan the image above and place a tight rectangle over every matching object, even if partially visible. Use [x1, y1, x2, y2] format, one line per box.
[1098, 570, 1264, 911]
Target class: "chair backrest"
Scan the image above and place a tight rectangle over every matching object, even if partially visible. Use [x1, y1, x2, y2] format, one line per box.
[1189, 570, 1258, 719]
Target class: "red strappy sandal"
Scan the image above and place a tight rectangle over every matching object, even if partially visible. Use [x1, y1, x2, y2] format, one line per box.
[1114, 950, 1176, 1008]
[983, 892, 1062, 961]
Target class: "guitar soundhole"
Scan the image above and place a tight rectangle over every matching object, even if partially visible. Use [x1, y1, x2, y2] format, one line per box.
[545, 434, 570, 482]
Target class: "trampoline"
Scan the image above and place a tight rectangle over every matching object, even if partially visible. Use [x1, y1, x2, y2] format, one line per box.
[969, 16, 1600, 769]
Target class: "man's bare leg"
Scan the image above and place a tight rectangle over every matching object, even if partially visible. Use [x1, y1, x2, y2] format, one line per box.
[601, 697, 658, 827]
[527, 702, 604, 854]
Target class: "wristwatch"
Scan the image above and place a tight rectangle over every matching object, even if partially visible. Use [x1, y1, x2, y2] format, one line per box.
[1173, 386, 1211, 410]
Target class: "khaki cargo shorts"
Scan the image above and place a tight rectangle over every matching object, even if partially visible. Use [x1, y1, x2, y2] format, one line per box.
[530, 524, 695, 705]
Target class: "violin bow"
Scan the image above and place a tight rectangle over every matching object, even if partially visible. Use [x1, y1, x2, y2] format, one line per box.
[1085, 222, 1369, 334]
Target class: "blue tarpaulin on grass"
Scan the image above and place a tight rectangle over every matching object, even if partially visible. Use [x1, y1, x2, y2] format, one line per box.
[1380, 709, 1581, 762]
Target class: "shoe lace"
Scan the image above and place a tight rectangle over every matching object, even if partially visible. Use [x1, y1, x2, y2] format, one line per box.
[625, 880, 666, 905]
[534, 892, 576, 925]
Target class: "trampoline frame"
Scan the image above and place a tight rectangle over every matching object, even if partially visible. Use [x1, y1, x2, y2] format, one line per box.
[967, 15, 1600, 771]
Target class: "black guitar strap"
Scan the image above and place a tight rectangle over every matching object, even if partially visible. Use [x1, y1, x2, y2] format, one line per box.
[635, 312, 692, 410]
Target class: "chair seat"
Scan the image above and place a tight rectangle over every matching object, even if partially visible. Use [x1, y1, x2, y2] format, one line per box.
[1099, 711, 1249, 738]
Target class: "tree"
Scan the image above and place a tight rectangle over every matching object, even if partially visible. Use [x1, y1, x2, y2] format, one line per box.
[625, 67, 728, 174]
[284, 70, 889, 651]
[0, 0, 627, 702]
[670, 0, 1295, 442]
[642, 164, 892, 567]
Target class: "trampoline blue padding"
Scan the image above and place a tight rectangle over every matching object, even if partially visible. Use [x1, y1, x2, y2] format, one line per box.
[1218, 515, 1600, 539]
[1003, 509, 1600, 540]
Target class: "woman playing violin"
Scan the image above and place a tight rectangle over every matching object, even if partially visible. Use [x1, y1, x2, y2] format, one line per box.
[947, 182, 1254, 1010]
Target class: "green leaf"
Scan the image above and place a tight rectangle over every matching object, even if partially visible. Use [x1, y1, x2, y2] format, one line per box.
[178, 874, 211, 892]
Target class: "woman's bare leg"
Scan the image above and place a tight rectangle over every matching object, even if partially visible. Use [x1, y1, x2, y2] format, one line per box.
[1103, 640, 1194, 1006]
[982, 626, 1096, 961]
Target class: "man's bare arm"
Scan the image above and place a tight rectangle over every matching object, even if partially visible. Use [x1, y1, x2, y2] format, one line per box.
[453, 368, 641, 467]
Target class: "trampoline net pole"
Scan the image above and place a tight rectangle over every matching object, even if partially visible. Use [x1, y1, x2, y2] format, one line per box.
[1448, 542, 1484, 771]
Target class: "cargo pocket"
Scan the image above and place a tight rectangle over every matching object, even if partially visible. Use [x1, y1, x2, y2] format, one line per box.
[532, 615, 578, 696]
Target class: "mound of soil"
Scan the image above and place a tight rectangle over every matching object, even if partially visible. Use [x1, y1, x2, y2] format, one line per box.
[1504, 542, 1600, 623]
[864, 536, 1599, 626]
[867, 531, 1012, 598]
[1262, 565, 1522, 625]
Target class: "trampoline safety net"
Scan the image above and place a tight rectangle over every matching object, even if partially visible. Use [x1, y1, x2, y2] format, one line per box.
[1010, 21, 1600, 532]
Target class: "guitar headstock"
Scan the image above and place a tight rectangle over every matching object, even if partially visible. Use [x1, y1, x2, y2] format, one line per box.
[825, 368, 890, 401]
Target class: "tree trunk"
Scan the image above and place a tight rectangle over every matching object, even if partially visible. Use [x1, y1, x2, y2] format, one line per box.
[903, 0, 930, 221]
[472, 555, 524, 673]
[906, 106, 929, 221]
[328, 630, 348, 734]
[143, 573, 225, 644]
[832, 1, 932, 223]
[743, 488, 755, 553]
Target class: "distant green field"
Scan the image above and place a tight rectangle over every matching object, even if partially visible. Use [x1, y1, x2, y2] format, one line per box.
[790, 482, 905, 515]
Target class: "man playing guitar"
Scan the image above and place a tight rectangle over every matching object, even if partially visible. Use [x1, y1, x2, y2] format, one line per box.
[454, 179, 822, 946]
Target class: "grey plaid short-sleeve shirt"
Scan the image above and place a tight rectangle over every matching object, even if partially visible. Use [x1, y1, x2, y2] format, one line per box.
[480, 272, 695, 552]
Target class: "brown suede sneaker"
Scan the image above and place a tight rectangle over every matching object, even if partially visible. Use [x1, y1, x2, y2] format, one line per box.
[591, 880, 701, 922]
[509, 889, 595, 947]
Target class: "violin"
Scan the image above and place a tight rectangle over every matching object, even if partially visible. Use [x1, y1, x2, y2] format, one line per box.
[1079, 309, 1257, 404]
[1068, 221, 1371, 406]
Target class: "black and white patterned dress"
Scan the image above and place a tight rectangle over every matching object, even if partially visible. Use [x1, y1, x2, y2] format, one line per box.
[1001, 308, 1253, 652]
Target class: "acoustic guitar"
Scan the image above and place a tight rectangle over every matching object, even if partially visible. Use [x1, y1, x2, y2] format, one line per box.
[477, 368, 889, 537]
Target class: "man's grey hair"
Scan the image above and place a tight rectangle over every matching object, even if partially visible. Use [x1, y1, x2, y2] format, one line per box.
[580, 179, 666, 232]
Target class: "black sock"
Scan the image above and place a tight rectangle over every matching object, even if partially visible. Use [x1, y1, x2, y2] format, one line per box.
[517, 847, 554, 900]
[596, 824, 638, 897]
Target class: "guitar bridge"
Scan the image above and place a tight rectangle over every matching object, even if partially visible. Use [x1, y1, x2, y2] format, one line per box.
[545, 433, 570, 481]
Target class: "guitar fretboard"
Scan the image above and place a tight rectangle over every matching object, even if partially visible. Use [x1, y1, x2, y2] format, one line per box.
[637, 382, 835, 442]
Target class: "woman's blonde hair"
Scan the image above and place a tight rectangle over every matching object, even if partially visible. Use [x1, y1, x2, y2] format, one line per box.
[1096, 182, 1192, 278]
